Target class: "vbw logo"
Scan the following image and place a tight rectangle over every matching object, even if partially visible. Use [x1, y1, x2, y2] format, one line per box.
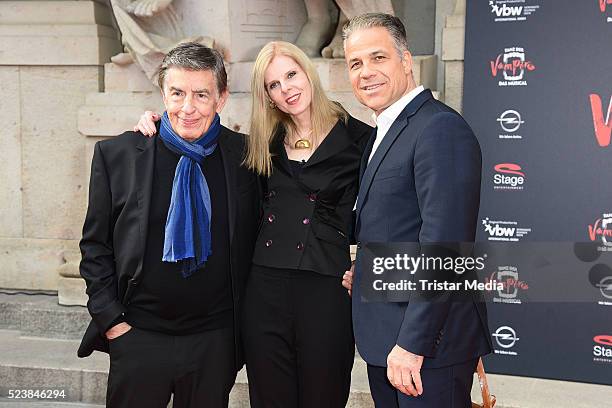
[482, 218, 531, 242]
[483, 219, 515, 237]
[491, 2, 523, 17]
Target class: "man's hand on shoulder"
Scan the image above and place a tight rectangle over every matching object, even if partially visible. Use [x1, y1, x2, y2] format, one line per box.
[105, 322, 132, 340]
[134, 111, 160, 136]
[387, 344, 424, 397]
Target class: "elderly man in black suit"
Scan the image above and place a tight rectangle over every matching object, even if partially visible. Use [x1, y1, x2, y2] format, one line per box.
[77, 42, 260, 408]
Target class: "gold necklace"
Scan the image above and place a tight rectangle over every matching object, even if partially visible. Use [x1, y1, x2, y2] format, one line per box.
[294, 139, 311, 149]
[293, 129, 312, 149]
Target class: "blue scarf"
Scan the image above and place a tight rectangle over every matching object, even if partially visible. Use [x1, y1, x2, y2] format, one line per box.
[159, 112, 221, 277]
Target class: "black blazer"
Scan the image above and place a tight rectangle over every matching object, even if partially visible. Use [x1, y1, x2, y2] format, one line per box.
[77, 125, 260, 370]
[252, 116, 372, 276]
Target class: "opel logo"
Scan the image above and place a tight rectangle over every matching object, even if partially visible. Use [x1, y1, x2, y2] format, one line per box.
[492, 326, 520, 349]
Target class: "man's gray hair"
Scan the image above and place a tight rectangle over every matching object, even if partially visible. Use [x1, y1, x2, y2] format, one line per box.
[157, 42, 227, 95]
[342, 13, 409, 56]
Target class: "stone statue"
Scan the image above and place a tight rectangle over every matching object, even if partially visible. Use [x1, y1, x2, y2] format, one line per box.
[296, 0, 395, 59]
[109, 0, 214, 83]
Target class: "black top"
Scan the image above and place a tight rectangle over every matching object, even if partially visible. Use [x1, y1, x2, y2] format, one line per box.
[252, 116, 373, 277]
[127, 136, 232, 334]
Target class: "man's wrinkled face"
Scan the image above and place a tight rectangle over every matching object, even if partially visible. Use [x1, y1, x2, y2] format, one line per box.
[162, 67, 228, 141]
[344, 27, 412, 116]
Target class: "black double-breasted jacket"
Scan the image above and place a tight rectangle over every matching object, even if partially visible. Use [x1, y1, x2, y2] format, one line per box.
[252, 116, 372, 276]
[77, 125, 260, 370]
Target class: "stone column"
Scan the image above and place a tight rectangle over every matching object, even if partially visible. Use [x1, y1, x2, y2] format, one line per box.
[441, 0, 466, 112]
[0, 1, 121, 304]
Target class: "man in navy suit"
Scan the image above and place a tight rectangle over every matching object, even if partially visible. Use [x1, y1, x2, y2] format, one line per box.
[342, 13, 492, 407]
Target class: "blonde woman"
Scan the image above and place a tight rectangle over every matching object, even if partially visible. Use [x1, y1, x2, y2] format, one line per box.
[242, 41, 370, 407]
[134, 41, 371, 407]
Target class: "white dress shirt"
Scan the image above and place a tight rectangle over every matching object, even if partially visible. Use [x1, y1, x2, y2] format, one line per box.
[368, 85, 425, 163]
[353, 86, 425, 211]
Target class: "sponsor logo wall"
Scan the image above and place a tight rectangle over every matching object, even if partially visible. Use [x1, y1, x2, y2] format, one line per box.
[464, 0, 612, 384]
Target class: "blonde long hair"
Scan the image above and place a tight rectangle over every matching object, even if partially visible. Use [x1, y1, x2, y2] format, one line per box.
[244, 41, 347, 176]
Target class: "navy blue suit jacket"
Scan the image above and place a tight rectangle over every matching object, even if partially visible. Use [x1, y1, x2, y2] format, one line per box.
[353, 89, 492, 369]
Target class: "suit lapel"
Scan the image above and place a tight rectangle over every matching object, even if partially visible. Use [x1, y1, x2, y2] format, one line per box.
[269, 127, 292, 176]
[355, 89, 434, 224]
[359, 128, 377, 183]
[133, 134, 156, 281]
[217, 128, 237, 244]
[302, 120, 349, 168]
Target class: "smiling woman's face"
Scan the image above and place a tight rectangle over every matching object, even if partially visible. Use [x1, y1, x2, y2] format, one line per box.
[264, 55, 312, 120]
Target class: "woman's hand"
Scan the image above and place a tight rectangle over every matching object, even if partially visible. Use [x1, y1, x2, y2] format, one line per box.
[134, 111, 161, 136]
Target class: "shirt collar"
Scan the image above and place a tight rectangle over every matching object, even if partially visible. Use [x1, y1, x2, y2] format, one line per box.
[371, 85, 425, 129]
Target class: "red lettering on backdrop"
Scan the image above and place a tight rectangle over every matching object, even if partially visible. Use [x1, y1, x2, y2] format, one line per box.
[589, 94, 612, 147]
[490, 54, 536, 77]
[589, 219, 601, 241]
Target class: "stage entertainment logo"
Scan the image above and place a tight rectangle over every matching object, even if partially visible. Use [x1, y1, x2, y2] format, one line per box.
[492, 326, 519, 356]
[489, 0, 540, 22]
[482, 218, 532, 242]
[487, 266, 528, 304]
[588, 213, 612, 252]
[599, 0, 612, 22]
[589, 94, 612, 147]
[593, 335, 612, 364]
[497, 109, 524, 139]
[490, 47, 536, 87]
[493, 163, 525, 191]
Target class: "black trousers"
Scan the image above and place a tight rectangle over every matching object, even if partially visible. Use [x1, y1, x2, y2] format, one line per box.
[242, 265, 355, 408]
[367, 358, 478, 408]
[106, 326, 236, 408]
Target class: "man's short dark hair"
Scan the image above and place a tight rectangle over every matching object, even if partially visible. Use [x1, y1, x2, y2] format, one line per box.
[342, 13, 410, 56]
[157, 42, 227, 95]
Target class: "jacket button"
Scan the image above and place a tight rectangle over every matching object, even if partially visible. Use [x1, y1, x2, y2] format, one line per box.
[296, 242, 304, 250]
[268, 214, 275, 223]
[265, 239, 273, 247]
[307, 193, 316, 202]
[357, 241, 362, 249]
[302, 218, 310, 225]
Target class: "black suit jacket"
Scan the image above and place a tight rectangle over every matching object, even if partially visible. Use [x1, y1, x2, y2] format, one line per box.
[252, 116, 372, 276]
[77, 125, 260, 370]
